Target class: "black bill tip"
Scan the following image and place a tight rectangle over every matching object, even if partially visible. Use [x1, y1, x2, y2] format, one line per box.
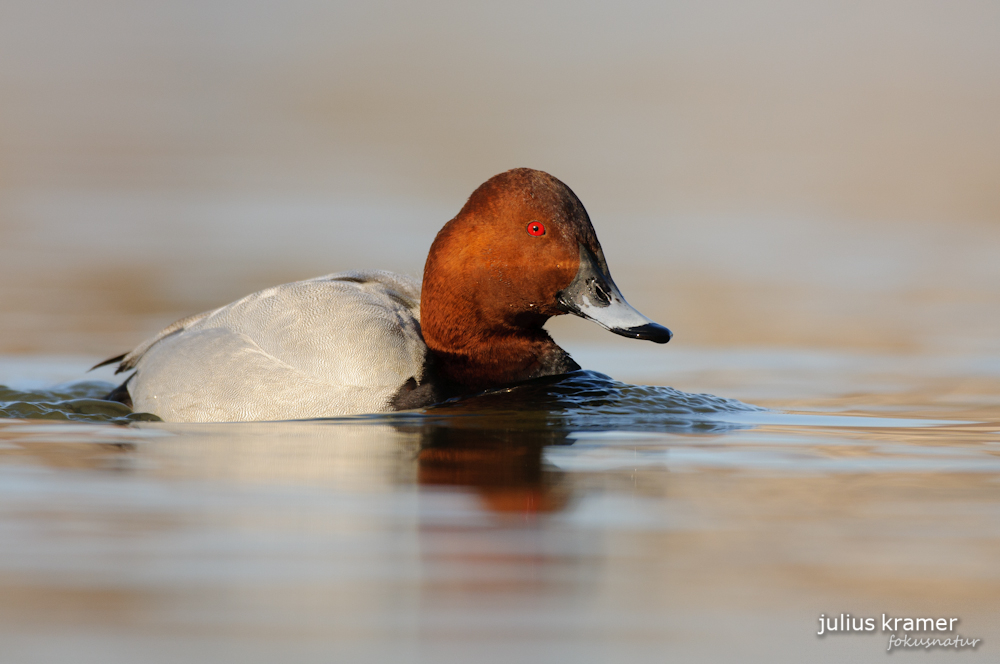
[612, 322, 672, 344]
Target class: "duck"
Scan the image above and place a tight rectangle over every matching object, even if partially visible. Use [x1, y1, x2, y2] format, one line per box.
[96, 168, 672, 422]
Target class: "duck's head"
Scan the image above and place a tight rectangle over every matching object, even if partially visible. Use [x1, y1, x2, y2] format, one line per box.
[421, 168, 671, 390]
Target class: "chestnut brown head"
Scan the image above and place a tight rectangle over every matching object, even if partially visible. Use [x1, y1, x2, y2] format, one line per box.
[420, 168, 670, 389]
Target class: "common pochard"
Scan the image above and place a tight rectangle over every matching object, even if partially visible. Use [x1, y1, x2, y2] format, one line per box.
[97, 168, 671, 421]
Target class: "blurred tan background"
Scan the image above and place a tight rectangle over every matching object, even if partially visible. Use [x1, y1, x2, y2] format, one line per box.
[1, 0, 998, 357]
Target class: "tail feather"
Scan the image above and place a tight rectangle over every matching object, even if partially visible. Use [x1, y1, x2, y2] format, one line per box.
[90, 354, 126, 372]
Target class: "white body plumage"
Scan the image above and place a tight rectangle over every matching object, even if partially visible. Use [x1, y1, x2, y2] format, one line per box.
[124, 271, 425, 422]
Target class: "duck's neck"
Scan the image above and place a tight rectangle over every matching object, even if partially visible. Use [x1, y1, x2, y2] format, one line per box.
[421, 315, 580, 393]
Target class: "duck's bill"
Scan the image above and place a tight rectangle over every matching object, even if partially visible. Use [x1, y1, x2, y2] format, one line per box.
[556, 245, 672, 344]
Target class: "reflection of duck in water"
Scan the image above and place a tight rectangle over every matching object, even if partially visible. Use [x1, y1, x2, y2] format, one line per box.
[394, 410, 577, 515]
[412, 375, 760, 514]
[416, 426, 572, 515]
[97, 168, 671, 422]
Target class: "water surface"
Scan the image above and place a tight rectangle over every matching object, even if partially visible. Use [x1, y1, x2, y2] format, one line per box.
[1, 348, 998, 663]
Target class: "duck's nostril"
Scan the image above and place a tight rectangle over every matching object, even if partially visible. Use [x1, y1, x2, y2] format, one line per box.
[587, 278, 611, 306]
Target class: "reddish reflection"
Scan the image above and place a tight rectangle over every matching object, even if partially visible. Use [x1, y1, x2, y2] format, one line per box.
[415, 426, 571, 514]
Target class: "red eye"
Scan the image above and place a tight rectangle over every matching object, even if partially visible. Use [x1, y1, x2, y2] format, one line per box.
[527, 221, 546, 236]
